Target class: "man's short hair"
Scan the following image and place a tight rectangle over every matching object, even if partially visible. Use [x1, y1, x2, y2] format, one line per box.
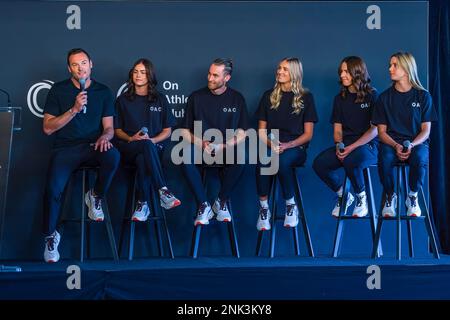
[67, 48, 91, 65]
[213, 58, 233, 76]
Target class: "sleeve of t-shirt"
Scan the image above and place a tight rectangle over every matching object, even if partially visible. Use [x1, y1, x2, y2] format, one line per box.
[330, 95, 342, 124]
[371, 95, 387, 125]
[102, 88, 115, 117]
[369, 89, 379, 125]
[181, 93, 195, 131]
[420, 91, 438, 122]
[303, 93, 319, 123]
[43, 86, 61, 116]
[255, 91, 269, 121]
[161, 94, 176, 128]
[114, 97, 123, 130]
[237, 94, 250, 130]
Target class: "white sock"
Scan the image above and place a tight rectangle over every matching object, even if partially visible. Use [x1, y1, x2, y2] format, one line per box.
[336, 186, 343, 197]
[357, 191, 366, 198]
[286, 197, 295, 205]
[259, 199, 269, 208]
[409, 191, 418, 198]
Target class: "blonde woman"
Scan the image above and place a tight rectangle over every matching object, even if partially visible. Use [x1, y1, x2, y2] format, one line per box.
[372, 52, 436, 218]
[255, 57, 318, 230]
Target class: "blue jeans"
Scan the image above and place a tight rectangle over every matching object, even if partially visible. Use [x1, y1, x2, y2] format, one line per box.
[181, 144, 245, 205]
[117, 140, 165, 202]
[378, 143, 429, 195]
[256, 146, 307, 200]
[313, 143, 378, 193]
[43, 143, 120, 235]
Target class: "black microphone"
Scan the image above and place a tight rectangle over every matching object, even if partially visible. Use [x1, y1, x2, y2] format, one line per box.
[402, 140, 411, 153]
[336, 142, 345, 153]
[79, 78, 87, 114]
[139, 126, 148, 136]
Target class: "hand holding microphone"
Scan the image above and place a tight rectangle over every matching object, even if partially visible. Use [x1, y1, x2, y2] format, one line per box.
[268, 133, 282, 153]
[397, 140, 412, 161]
[402, 140, 411, 153]
[139, 126, 148, 136]
[79, 78, 87, 114]
[336, 142, 345, 153]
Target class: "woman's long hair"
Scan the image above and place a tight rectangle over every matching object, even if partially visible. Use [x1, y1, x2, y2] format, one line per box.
[125, 58, 158, 102]
[270, 57, 306, 115]
[390, 52, 426, 91]
[338, 56, 373, 103]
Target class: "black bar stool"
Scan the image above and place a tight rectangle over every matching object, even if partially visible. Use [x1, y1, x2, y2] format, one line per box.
[255, 166, 314, 258]
[190, 165, 240, 258]
[332, 165, 383, 258]
[371, 163, 440, 260]
[118, 167, 174, 260]
[61, 165, 119, 262]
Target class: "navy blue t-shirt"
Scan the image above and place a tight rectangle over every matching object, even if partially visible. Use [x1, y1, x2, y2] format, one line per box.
[371, 86, 436, 144]
[255, 89, 318, 144]
[330, 89, 378, 145]
[114, 92, 175, 138]
[44, 79, 115, 148]
[182, 87, 250, 138]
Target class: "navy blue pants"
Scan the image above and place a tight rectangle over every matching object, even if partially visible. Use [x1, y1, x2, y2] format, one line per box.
[313, 143, 378, 193]
[181, 144, 245, 205]
[378, 143, 429, 195]
[256, 147, 307, 200]
[43, 143, 120, 235]
[117, 140, 165, 202]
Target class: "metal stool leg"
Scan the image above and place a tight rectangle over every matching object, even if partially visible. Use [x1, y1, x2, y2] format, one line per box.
[269, 178, 278, 258]
[160, 208, 174, 259]
[365, 168, 383, 257]
[403, 166, 414, 258]
[396, 166, 402, 260]
[80, 169, 87, 262]
[190, 225, 202, 258]
[420, 186, 440, 259]
[372, 193, 385, 258]
[227, 200, 240, 258]
[332, 176, 350, 258]
[293, 168, 314, 257]
[103, 199, 119, 261]
[150, 189, 164, 257]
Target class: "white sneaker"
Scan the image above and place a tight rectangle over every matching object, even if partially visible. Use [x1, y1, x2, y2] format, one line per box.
[44, 230, 60, 263]
[406, 195, 421, 217]
[212, 199, 232, 222]
[284, 204, 299, 228]
[159, 188, 181, 210]
[132, 201, 151, 222]
[85, 189, 104, 221]
[382, 193, 398, 218]
[256, 206, 271, 231]
[194, 202, 213, 226]
[352, 192, 369, 218]
[332, 193, 355, 217]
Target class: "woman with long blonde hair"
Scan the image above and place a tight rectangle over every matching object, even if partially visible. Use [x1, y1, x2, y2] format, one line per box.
[255, 57, 318, 230]
[372, 52, 436, 218]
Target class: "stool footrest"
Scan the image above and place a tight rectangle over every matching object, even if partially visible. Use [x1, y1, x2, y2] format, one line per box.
[381, 216, 425, 220]
[336, 215, 373, 220]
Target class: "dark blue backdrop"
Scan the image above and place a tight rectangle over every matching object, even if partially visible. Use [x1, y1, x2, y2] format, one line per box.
[0, 1, 432, 260]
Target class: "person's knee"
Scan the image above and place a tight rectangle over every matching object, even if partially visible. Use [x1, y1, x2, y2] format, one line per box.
[102, 148, 120, 169]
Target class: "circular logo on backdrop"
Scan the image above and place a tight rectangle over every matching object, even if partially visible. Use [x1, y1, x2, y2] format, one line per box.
[27, 80, 54, 118]
[116, 82, 128, 97]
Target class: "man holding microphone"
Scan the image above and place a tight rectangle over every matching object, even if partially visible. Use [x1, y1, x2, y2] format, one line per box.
[42, 48, 119, 263]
